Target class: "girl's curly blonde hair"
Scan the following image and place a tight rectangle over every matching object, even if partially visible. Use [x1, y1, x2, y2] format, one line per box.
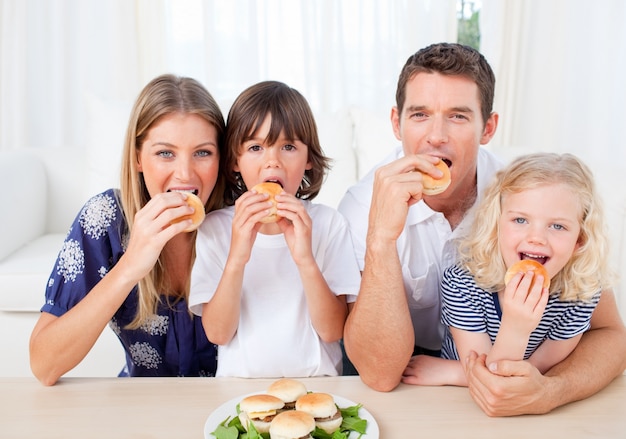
[458, 152, 613, 301]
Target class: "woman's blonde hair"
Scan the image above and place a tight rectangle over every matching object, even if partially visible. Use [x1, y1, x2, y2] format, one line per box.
[459, 152, 612, 301]
[119, 74, 225, 328]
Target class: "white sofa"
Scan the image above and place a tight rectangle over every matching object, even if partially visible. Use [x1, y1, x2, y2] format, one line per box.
[1, 106, 625, 377]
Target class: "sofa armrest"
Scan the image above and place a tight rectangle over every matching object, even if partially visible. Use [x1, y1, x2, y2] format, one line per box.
[0, 151, 47, 261]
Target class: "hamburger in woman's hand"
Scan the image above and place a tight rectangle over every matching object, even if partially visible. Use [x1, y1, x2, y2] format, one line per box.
[169, 192, 205, 232]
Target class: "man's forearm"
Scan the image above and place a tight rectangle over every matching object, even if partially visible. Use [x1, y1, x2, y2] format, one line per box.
[543, 324, 626, 409]
[344, 238, 414, 392]
[541, 289, 626, 411]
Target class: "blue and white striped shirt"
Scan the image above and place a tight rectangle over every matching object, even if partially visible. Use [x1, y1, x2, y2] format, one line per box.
[441, 264, 600, 360]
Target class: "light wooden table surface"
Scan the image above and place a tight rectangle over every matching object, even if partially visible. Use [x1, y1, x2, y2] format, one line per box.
[1, 375, 624, 438]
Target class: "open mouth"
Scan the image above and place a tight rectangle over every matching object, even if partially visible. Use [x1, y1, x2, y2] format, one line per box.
[520, 252, 548, 265]
[168, 189, 199, 196]
[264, 179, 283, 188]
[441, 158, 452, 168]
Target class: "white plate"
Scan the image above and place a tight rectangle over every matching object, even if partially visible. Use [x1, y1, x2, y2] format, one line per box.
[204, 393, 379, 438]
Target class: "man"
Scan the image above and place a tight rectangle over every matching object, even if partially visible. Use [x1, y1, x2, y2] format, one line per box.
[338, 42, 626, 416]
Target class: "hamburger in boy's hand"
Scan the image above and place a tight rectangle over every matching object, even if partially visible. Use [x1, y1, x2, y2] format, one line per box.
[251, 182, 283, 223]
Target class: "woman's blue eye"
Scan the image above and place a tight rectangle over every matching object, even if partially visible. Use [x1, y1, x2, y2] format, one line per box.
[196, 150, 214, 157]
[158, 150, 174, 158]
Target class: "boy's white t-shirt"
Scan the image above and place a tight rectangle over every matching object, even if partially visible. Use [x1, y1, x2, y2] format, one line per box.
[189, 200, 360, 378]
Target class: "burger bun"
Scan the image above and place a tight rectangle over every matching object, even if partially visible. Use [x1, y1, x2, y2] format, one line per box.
[267, 378, 308, 407]
[504, 259, 550, 289]
[238, 394, 284, 434]
[170, 192, 205, 232]
[251, 182, 283, 223]
[422, 159, 451, 196]
[295, 392, 343, 434]
[269, 410, 315, 439]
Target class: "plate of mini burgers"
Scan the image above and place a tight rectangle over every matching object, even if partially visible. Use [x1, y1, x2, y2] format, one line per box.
[204, 378, 379, 438]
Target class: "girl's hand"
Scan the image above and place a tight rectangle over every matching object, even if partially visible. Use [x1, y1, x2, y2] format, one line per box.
[123, 191, 195, 280]
[500, 271, 550, 336]
[275, 193, 314, 266]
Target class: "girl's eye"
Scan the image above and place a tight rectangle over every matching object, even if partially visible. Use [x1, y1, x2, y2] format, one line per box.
[248, 144, 262, 152]
[514, 217, 527, 224]
[283, 143, 296, 151]
[551, 223, 565, 231]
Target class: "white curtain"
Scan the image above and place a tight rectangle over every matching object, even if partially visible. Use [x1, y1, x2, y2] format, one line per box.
[0, 0, 457, 152]
[199, 0, 457, 114]
[480, 0, 626, 166]
[0, 0, 142, 152]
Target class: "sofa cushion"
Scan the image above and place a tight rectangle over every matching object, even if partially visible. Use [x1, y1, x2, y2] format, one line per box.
[0, 234, 65, 312]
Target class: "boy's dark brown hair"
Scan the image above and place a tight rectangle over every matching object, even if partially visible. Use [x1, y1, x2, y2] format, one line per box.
[224, 81, 331, 205]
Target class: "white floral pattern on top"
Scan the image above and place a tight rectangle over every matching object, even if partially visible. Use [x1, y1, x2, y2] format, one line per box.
[56, 239, 85, 283]
[129, 342, 162, 369]
[109, 318, 121, 336]
[79, 193, 117, 240]
[140, 315, 169, 336]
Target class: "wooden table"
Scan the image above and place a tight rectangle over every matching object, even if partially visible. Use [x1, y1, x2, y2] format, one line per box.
[1, 375, 625, 438]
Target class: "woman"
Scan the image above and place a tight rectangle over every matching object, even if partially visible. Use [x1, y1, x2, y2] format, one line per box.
[30, 74, 225, 385]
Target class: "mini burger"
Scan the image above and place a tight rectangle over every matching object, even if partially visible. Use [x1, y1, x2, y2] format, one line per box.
[295, 392, 343, 434]
[267, 378, 308, 410]
[421, 158, 451, 196]
[504, 259, 551, 290]
[169, 192, 205, 232]
[238, 394, 285, 434]
[269, 410, 316, 439]
[251, 182, 282, 223]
